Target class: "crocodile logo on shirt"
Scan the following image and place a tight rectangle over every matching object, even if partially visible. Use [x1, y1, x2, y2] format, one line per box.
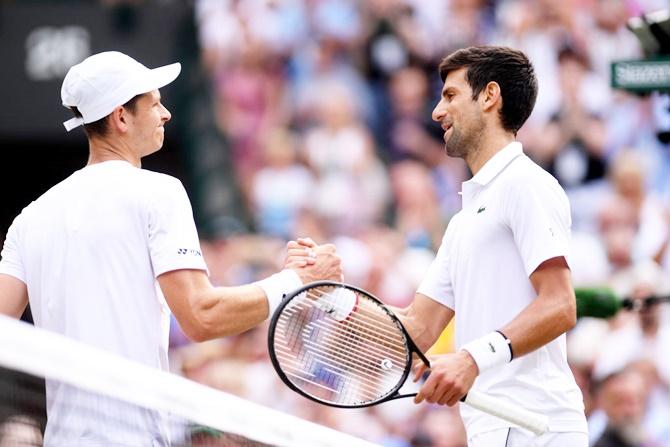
[488, 342, 495, 353]
[477, 206, 486, 214]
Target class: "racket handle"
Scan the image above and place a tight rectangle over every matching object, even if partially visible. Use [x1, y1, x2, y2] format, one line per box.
[462, 391, 549, 436]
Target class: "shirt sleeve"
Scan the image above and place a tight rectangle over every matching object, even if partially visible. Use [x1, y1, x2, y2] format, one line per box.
[417, 228, 455, 311]
[147, 177, 208, 277]
[503, 176, 572, 276]
[0, 213, 26, 283]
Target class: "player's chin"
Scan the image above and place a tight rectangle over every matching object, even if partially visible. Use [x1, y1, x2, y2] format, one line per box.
[154, 133, 165, 149]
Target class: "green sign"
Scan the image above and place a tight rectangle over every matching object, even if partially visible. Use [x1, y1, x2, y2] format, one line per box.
[611, 58, 670, 92]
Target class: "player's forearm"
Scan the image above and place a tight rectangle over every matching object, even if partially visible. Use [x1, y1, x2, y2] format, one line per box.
[499, 289, 576, 359]
[185, 285, 270, 341]
[393, 294, 455, 353]
[160, 269, 274, 342]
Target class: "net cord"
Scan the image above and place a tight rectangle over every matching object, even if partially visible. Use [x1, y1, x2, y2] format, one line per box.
[0, 315, 380, 447]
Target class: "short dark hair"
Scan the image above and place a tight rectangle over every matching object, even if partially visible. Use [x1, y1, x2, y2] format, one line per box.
[438, 46, 538, 134]
[70, 94, 143, 138]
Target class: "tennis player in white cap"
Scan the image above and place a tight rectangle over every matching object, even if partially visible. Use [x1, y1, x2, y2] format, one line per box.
[0, 51, 341, 446]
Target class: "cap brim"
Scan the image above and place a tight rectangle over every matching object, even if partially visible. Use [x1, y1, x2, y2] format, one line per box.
[149, 62, 181, 90]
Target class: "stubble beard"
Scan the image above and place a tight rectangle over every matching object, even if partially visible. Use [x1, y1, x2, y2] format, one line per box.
[444, 127, 469, 159]
[444, 119, 483, 160]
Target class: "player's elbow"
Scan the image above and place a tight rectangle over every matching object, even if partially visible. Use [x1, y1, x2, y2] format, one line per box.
[559, 291, 577, 333]
[177, 296, 223, 342]
[177, 316, 214, 343]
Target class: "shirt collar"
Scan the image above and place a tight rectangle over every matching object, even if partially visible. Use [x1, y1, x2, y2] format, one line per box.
[468, 141, 523, 187]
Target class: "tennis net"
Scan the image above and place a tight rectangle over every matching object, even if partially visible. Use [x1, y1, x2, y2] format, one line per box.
[0, 315, 379, 447]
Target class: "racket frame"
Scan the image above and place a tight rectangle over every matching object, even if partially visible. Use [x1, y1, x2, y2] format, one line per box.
[268, 280, 430, 409]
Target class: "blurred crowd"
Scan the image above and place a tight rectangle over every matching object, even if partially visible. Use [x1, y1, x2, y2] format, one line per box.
[76, 0, 670, 446]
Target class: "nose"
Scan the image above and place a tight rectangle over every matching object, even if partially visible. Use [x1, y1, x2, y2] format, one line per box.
[432, 98, 446, 123]
[160, 103, 171, 123]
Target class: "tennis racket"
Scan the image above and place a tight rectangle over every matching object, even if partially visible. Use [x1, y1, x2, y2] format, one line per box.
[268, 281, 549, 435]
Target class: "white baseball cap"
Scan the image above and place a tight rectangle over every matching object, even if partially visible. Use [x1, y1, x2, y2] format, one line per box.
[61, 51, 181, 132]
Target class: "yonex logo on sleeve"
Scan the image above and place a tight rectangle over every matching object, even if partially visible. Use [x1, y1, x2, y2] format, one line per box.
[177, 248, 202, 256]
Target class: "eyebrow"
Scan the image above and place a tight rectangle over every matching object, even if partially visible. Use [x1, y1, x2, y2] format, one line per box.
[441, 86, 457, 97]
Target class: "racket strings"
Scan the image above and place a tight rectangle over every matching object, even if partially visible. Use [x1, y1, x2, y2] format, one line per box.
[279, 319, 403, 384]
[280, 300, 407, 361]
[276, 305, 403, 383]
[296, 289, 408, 361]
[273, 286, 411, 405]
[302, 290, 409, 342]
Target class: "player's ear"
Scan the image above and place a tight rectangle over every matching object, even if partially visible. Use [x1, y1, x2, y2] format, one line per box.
[109, 106, 130, 133]
[481, 81, 501, 112]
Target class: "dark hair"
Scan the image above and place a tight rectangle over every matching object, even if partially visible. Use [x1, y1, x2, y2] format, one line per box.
[70, 94, 143, 138]
[438, 46, 538, 134]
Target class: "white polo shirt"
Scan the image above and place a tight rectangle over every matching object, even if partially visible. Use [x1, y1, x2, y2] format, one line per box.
[418, 142, 587, 437]
[0, 160, 207, 446]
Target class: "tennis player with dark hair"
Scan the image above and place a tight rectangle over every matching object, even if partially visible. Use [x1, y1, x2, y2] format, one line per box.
[0, 51, 342, 446]
[402, 45, 588, 446]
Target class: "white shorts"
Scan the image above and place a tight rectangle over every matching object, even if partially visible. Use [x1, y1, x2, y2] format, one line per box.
[468, 428, 588, 447]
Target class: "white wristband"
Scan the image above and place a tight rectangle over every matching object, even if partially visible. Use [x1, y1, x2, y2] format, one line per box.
[312, 288, 359, 322]
[461, 331, 512, 374]
[255, 269, 303, 317]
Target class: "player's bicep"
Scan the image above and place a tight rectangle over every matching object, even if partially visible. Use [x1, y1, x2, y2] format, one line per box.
[529, 256, 575, 312]
[157, 268, 212, 340]
[0, 273, 28, 318]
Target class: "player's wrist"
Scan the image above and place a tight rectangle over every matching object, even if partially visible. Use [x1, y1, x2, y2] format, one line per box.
[255, 269, 303, 318]
[313, 287, 359, 322]
[460, 331, 512, 374]
[458, 349, 480, 375]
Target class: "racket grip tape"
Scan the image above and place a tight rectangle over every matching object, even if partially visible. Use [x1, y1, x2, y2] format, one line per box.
[462, 391, 549, 436]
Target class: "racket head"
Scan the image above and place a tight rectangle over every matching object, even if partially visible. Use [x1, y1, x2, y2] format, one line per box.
[268, 281, 419, 408]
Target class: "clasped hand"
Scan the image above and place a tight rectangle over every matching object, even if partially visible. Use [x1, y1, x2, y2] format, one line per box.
[283, 237, 343, 283]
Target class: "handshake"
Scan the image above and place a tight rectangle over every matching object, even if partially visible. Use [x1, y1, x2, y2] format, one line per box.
[282, 237, 344, 284]
[280, 237, 357, 321]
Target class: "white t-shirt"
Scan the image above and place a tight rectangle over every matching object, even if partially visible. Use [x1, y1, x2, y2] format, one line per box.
[418, 142, 587, 438]
[0, 161, 207, 446]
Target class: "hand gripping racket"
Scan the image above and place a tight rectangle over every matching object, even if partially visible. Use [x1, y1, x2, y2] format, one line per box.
[268, 281, 549, 435]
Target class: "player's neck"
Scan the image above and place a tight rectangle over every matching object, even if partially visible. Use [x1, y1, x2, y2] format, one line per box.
[87, 137, 142, 168]
[466, 130, 516, 176]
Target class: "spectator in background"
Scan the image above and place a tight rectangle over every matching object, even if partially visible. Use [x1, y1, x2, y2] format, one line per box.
[529, 46, 610, 190]
[303, 84, 390, 234]
[214, 38, 287, 191]
[605, 150, 669, 264]
[410, 406, 468, 447]
[584, 0, 642, 82]
[592, 261, 670, 386]
[389, 160, 443, 249]
[251, 128, 315, 239]
[593, 368, 649, 447]
[385, 66, 438, 162]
